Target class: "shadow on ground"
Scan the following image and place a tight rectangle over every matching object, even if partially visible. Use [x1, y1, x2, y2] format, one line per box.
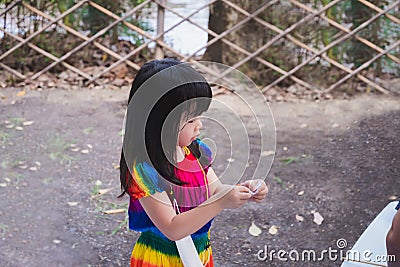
[0, 88, 399, 266]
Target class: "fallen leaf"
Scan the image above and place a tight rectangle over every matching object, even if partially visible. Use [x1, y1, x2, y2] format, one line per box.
[67, 202, 78, 207]
[98, 188, 112, 195]
[5, 124, 14, 129]
[295, 214, 304, 222]
[17, 91, 26, 97]
[53, 239, 61, 244]
[4, 120, 10, 124]
[261, 150, 275, 157]
[331, 123, 339, 128]
[19, 165, 28, 169]
[4, 178, 11, 183]
[69, 144, 77, 148]
[15, 126, 23, 131]
[103, 209, 125, 214]
[312, 211, 324, 225]
[248, 222, 262, 237]
[29, 166, 37, 171]
[81, 149, 89, 154]
[297, 190, 305, 196]
[70, 147, 80, 152]
[34, 161, 41, 166]
[0, 183, 7, 187]
[22, 121, 34, 126]
[268, 225, 278, 235]
[87, 144, 93, 149]
[299, 123, 308, 128]
[112, 163, 120, 169]
[389, 195, 397, 201]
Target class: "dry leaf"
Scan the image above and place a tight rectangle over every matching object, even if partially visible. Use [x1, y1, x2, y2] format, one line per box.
[112, 163, 120, 169]
[87, 144, 93, 149]
[297, 190, 305, 196]
[5, 124, 14, 129]
[248, 222, 262, 237]
[34, 161, 41, 167]
[53, 239, 61, 244]
[312, 211, 324, 225]
[4, 178, 11, 183]
[19, 165, 28, 169]
[261, 150, 275, 157]
[268, 225, 278, 235]
[15, 126, 24, 131]
[70, 144, 77, 148]
[299, 123, 308, 128]
[98, 188, 112, 195]
[295, 214, 304, 222]
[331, 123, 339, 128]
[389, 195, 397, 201]
[22, 121, 34, 126]
[70, 147, 80, 152]
[0, 183, 7, 187]
[17, 91, 26, 97]
[29, 166, 37, 171]
[103, 209, 125, 214]
[67, 202, 78, 207]
[81, 149, 89, 154]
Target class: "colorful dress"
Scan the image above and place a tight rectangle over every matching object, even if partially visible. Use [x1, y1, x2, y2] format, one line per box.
[128, 138, 214, 267]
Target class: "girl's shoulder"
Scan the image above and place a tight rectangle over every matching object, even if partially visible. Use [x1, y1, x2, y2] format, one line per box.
[193, 138, 213, 169]
[128, 161, 165, 200]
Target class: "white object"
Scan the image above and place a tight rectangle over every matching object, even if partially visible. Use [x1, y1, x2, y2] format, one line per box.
[173, 198, 204, 267]
[340, 201, 398, 267]
[176, 236, 204, 267]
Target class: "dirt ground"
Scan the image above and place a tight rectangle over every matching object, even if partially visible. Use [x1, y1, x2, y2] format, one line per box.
[0, 86, 399, 267]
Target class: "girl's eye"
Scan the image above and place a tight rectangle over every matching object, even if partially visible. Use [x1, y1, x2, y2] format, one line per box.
[187, 120, 194, 123]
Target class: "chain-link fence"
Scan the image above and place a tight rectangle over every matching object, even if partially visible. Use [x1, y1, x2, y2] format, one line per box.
[0, 0, 399, 95]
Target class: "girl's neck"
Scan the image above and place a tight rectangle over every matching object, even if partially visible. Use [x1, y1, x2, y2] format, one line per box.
[176, 146, 185, 163]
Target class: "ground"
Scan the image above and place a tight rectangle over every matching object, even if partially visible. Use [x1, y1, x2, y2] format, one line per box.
[0, 86, 399, 267]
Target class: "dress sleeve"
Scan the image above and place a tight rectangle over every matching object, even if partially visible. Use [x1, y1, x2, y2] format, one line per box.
[195, 138, 213, 173]
[127, 161, 165, 200]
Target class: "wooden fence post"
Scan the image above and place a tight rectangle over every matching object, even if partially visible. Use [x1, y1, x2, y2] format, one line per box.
[155, 0, 165, 59]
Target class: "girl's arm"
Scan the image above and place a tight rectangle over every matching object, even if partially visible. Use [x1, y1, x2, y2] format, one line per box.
[139, 184, 251, 241]
[207, 167, 268, 202]
[207, 167, 231, 196]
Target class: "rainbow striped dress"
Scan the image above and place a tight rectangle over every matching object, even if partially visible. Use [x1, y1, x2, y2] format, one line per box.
[128, 139, 215, 267]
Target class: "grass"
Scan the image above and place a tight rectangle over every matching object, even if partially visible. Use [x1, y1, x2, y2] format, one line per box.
[279, 156, 299, 165]
[274, 176, 288, 190]
[0, 223, 8, 236]
[83, 127, 94, 135]
[47, 134, 77, 166]
[0, 131, 11, 144]
[111, 216, 128, 235]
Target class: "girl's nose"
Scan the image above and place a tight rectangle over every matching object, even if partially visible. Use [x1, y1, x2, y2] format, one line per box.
[196, 119, 203, 130]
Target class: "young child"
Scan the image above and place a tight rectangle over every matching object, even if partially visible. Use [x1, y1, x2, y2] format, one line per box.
[119, 58, 268, 266]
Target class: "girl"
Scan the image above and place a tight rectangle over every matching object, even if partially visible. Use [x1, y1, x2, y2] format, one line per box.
[119, 58, 268, 266]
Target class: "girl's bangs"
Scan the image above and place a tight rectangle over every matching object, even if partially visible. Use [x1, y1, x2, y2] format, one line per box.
[182, 82, 212, 120]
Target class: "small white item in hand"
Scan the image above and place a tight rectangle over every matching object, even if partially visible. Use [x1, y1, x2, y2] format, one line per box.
[250, 181, 263, 196]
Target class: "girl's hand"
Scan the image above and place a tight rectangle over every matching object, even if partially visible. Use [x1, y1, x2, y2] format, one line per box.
[217, 185, 252, 209]
[239, 179, 268, 203]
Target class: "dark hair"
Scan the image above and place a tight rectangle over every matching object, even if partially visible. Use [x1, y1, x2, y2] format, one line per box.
[119, 58, 212, 198]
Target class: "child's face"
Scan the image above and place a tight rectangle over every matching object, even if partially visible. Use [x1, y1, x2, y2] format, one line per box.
[178, 116, 202, 147]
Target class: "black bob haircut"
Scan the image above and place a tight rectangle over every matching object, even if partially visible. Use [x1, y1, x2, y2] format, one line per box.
[119, 58, 212, 198]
